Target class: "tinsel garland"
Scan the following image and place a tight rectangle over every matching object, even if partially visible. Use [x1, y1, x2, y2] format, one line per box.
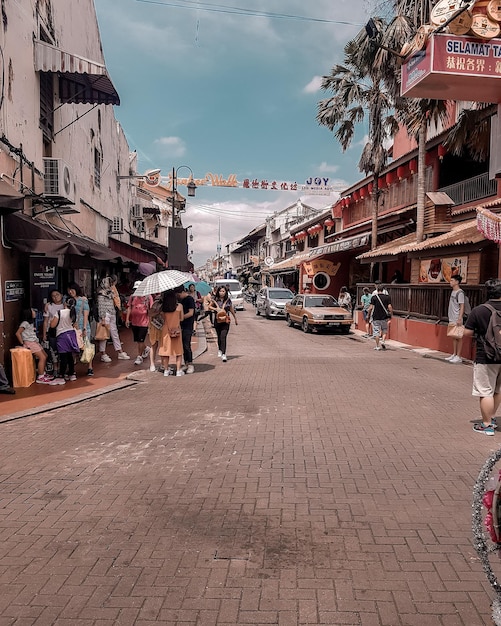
[477, 208, 501, 244]
[473, 448, 501, 625]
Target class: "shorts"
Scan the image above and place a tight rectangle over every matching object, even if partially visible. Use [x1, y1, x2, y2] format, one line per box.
[24, 340, 44, 354]
[372, 319, 388, 337]
[362, 310, 370, 322]
[472, 363, 501, 397]
[132, 325, 148, 343]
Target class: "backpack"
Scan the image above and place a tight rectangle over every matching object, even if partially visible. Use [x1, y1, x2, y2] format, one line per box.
[482, 303, 501, 361]
[149, 296, 164, 330]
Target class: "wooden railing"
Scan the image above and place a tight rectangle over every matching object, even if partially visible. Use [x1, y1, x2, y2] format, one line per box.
[356, 283, 486, 322]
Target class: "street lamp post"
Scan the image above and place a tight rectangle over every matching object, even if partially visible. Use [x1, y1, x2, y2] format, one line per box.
[168, 166, 197, 270]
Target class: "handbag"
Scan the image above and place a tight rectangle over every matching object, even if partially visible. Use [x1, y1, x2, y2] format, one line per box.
[94, 321, 110, 341]
[217, 309, 229, 323]
[168, 326, 181, 338]
[447, 323, 464, 338]
[75, 329, 84, 349]
[80, 338, 96, 363]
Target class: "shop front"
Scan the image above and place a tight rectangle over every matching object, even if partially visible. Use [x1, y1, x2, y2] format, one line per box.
[355, 219, 497, 356]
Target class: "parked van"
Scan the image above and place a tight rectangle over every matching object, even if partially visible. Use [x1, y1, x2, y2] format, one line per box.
[212, 279, 244, 310]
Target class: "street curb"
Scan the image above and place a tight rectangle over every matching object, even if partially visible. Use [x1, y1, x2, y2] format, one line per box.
[0, 321, 209, 423]
[351, 327, 473, 365]
[0, 379, 138, 424]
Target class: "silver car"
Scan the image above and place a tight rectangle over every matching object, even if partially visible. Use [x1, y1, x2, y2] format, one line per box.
[255, 287, 294, 318]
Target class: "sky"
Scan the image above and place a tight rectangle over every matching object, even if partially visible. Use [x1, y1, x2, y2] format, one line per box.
[93, 0, 380, 267]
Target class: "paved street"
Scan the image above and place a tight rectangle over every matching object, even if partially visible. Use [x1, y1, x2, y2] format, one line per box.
[0, 308, 498, 625]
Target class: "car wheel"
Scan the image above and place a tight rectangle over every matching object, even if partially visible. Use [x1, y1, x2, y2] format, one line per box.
[265, 308, 270, 319]
[302, 317, 310, 333]
[286, 314, 294, 327]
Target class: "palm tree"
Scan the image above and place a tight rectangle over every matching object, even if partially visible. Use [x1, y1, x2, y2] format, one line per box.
[317, 19, 406, 253]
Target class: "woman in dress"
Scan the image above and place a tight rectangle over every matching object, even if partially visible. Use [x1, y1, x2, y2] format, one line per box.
[67, 282, 94, 376]
[158, 289, 184, 376]
[97, 276, 130, 362]
[208, 285, 238, 362]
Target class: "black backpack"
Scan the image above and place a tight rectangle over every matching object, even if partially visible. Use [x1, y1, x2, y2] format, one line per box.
[482, 304, 501, 361]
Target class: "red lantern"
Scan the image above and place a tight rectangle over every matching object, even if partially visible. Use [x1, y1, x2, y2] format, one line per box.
[385, 171, 396, 186]
[359, 186, 366, 199]
[353, 190, 360, 202]
[290, 235, 296, 243]
[409, 158, 417, 174]
[367, 182, 373, 194]
[324, 218, 334, 229]
[378, 176, 387, 189]
[438, 144, 447, 160]
[397, 165, 408, 180]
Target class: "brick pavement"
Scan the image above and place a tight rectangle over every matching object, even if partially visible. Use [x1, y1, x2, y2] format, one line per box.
[0, 308, 497, 625]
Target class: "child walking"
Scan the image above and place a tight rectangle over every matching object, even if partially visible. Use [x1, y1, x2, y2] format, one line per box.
[15, 308, 51, 384]
[49, 297, 80, 384]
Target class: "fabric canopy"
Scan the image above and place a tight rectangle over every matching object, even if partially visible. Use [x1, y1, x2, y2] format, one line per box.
[4, 212, 128, 261]
[34, 40, 120, 106]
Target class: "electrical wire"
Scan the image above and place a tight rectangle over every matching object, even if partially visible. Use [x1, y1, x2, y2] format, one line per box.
[134, 0, 364, 26]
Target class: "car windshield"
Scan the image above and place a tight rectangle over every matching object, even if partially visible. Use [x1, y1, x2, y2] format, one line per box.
[269, 290, 293, 299]
[305, 296, 339, 308]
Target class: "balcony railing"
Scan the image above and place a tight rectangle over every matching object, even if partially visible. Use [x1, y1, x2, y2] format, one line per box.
[356, 283, 486, 322]
[438, 172, 497, 206]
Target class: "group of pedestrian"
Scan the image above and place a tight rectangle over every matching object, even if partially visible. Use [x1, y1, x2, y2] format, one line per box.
[358, 280, 392, 350]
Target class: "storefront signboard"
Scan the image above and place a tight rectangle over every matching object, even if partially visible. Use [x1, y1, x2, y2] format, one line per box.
[418, 256, 468, 283]
[5, 280, 24, 302]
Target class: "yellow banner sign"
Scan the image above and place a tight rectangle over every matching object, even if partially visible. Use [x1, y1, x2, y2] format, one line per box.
[303, 259, 341, 277]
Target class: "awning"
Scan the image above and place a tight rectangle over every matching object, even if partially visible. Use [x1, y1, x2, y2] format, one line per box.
[357, 219, 484, 261]
[5, 212, 127, 261]
[109, 237, 159, 264]
[34, 40, 120, 106]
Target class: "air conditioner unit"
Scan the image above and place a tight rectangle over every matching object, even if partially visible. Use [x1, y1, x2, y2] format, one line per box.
[131, 203, 142, 218]
[43, 158, 75, 203]
[110, 216, 124, 234]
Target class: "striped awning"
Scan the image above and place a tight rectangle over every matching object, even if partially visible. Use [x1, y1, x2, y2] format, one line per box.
[34, 40, 120, 106]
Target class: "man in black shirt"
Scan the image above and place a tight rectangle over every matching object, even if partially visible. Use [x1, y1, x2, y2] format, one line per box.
[177, 287, 196, 374]
[368, 284, 393, 351]
[464, 278, 501, 435]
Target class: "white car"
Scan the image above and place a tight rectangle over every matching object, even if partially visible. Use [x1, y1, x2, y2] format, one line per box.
[255, 287, 294, 318]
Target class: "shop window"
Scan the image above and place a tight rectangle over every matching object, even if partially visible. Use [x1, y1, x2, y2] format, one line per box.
[94, 148, 102, 189]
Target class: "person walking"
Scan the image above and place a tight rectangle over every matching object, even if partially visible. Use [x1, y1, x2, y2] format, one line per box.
[177, 286, 196, 374]
[97, 276, 130, 362]
[158, 289, 184, 376]
[147, 293, 163, 372]
[187, 283, 202, 332]
[125, 282, 152, 366]
[49, 297, 80, 384]
[446, 275, 466, 364]
[15, 308, 51, 384]
[209, 285, 238, 362]
[67, 282, 94, 376]
[360, 287, 372, 337]
[368, 283, 393, 351]
[464, 278, 501, 435]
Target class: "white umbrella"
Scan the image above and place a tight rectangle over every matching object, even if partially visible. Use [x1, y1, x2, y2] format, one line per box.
[132, 270, 193, 296]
